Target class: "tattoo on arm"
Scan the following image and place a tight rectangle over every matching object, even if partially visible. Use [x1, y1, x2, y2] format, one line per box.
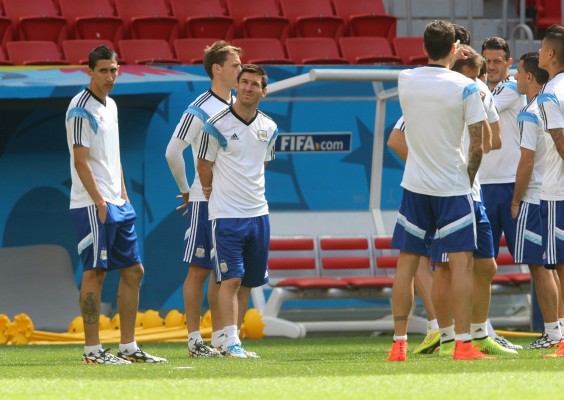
[549, 128, 564, 160]
[80, 292, 99, 325]
[467, 122, 483, 186]
[394, 316, 408, 321]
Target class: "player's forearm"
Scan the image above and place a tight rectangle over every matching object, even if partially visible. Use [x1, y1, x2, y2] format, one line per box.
[165, 138, 190, 193]
[74, 158, 104, 205]
[120, 167, 129, 202]
[387, 129, 408, 162]
[490, 121, 501, 150]
[482, 120, 493, 154]
[548, 128, 564, 160]
[512, 159, 533, 206]
[197, 159, 213, 187]
[467, 122, 483, 186]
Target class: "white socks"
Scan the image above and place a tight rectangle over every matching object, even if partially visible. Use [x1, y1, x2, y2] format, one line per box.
[471, 322, 488, 340]
[439, 325, 455, 343]
[84, 344, 103, 355]
[119, 341, 138, 354]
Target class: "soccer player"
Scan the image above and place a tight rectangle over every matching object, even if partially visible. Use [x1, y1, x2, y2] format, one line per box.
[197, 64, 278, 358]
[387, 20, 488, 362]
[537, 24, 564, 358]
[512, 51, 562, 350]
[165, 41, 242, 358]
[66, 45, 166, 364]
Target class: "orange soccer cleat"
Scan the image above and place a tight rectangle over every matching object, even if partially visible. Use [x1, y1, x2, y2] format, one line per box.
[453, 340, 496, 360]
[387, 339, 407, 362]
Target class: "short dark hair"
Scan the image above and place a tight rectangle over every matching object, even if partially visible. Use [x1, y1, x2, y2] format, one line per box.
[542, 24, 564, 65]
[237, 64, 268, 88]
[88, 45, 118, 70]
[202, 40, 242, 79]
[424, 20, 455, 61]
[453, 24, 471, 45]
[481, 36, 510, 59]
[451, 45, 484, 75]
[520, 51, 549, 85]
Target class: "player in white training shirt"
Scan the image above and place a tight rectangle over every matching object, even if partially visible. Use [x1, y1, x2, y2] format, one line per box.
[388, 20, 488, 362]
[67, 45, 166, 365]
[165, 41, 241, 357]
[537, 24, 564, 358]
[198, 65, 277, 358]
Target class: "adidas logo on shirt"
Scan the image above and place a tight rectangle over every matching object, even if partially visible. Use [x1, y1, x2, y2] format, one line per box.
[230, 133, 239, 140]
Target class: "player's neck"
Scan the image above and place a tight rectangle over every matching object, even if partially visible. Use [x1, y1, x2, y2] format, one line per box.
[232, 102, 257, 123]
[427, 56, 450, 68]
[210, 82, 233, 103]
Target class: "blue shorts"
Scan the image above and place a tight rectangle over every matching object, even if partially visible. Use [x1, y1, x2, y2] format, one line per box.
[514, 201, 544, 264]
[391, 190, 476, 256]
[541, 200, 564, 266]
[481, 183, 516, 257]
[431, 200, 494, 263]
[183, 201, 212, 269]
[211, 215, 270, 288]
[70, 202, 141, 272]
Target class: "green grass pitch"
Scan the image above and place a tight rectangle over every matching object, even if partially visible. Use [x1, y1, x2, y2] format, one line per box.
[1, 334, 563, 400]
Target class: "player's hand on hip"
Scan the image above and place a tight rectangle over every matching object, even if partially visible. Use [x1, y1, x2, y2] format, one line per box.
[176, 192, 190, 216]
[97, 202, 108, 223]
[202, 186, 212, 200]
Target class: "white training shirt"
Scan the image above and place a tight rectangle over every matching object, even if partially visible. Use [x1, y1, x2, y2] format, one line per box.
[479, 76, 527, 184]
[199, 106, 278, 219]
[398, 65, 487, 197]
[538, 72, 564, 201]
[517, 95, 546, 204]
[169, 90, 232, 202]
[66, 89, 125, 209]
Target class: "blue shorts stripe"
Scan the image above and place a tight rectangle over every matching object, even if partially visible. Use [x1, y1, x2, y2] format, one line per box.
[541, 200, 564, 265]
[514, 202, 544, 264]
[183, 202, 212, 269]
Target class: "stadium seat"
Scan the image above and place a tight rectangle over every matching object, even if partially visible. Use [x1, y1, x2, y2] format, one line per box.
[392, 36, 427, 65]
[59, 0, 123, 46]
[535, 0, 561, 31]
[285, 37, 348, 64]
[338, 37, 401, 65]
[225, 0, 289, 39]
[332, 0, 396, 41]
[6, 40, 68, 65]
[0, 17, 12, 46]
[62, 39, 116, 65]
[3, 0, 67, 44]
[173, 38, 218, 64]
[231, 38, 292, 64]
[118, 39, 180, 64]
[114, 0, 178, 43]
[279, 0, 344, 39]
[169, 0, 234, 40]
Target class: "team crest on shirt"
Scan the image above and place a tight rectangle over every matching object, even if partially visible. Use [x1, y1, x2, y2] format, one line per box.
[257, 130, 268, 142]
[195, 246, 205, 258]
[100, 249, 107, 260]
[220, 262, 228, 273]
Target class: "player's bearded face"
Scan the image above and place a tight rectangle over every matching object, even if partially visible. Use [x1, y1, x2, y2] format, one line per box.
[236, 73, 265, 106]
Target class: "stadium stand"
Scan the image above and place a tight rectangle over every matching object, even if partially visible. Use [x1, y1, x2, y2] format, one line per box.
[392, 36, 428, 65]
[118, 39, 179, 64]
[114, 0, 178, 43]
[285, 37, 348, 64]
[224, 0, 289, 39]
[231, 38, 292, 64]
[173, 38, 217, 64]
[0, 45, 13, 65]
[169, 0, 234, 40]
[3, 0, 66, 44]
[332, 0, 396, 41]
[279, 0, 344, 39]
[0, 16, 11, 46]
[534, 0, 561, 32]
[62, 39, 115, 65]
[6, 40, 68, 65]
[59, 0, 123, 46]
[338, 36, 401, 65]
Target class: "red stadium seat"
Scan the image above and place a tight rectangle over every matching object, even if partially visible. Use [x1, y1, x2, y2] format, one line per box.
[173, 38, 218, 64]
[4, 0, 67, 44]
[59, 0, 123, 45]
[279, 0, 344, 39]
[285, 37, 348, 64]
[6, 41, 69, 65]
[339, 37, 401, 65]
[232, 38, 292, 64]
[225, 0, 289, 39]
[0, 45, 14, 65]
[535, 0, 561, 31]
[392, 36, 427, 65]
[169, 0, 233, 40]
[332, 0, 396, 40]
[118, 39, 180, 64]
[62, 39, 116, 65]
[114, 0, 178, 43]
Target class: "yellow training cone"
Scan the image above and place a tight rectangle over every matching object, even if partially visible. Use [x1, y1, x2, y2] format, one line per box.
[242, 308, 265, 340]
[0, 314, 11, 344]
